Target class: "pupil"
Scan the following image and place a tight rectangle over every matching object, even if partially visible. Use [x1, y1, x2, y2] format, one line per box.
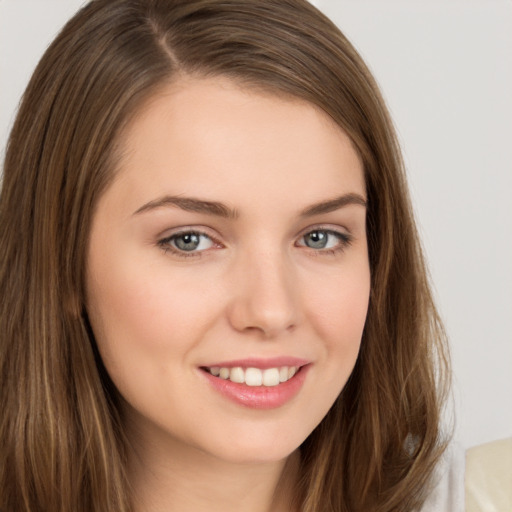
[175, 233, 200, 251]
[306, 231, 327, 249]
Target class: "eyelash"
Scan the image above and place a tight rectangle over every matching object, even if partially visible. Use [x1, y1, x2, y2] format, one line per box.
[298, 229, 353, 256]
[157, 230, 219, 258]
[157, 227, 353, 258]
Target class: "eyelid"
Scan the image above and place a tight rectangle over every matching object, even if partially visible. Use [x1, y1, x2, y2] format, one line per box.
[295, 223, 352, 240]
[157, 224, 219, 239]
[157, 226, 224, 257]
[156, 224, 354, 259]
[295, 225, 354, 253]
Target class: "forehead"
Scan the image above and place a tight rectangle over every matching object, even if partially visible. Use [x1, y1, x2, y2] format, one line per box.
[110, 76, 365, 215]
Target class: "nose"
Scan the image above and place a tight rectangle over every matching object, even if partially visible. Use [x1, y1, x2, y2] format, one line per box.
[227, 250, 299, 338]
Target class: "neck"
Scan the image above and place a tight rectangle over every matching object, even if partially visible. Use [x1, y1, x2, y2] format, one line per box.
[126, 417, 300, 512]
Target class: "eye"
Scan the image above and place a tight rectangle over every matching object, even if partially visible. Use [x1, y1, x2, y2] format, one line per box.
[159, 231, 215, 254]
[297, 229, 351, 252]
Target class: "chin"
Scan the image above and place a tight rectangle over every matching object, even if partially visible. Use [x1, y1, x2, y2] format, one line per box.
[193, 423, 311, 465]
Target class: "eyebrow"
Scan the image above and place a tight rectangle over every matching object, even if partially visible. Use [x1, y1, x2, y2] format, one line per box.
[299, 193, 367, 217]
[133, 193, 367, 218]
[133, 196, 239, 219]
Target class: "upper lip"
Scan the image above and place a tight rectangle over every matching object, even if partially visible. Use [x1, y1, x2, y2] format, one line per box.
[200, 356, 310, 370]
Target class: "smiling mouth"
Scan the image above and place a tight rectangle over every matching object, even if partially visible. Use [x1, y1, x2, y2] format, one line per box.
[201, 366, 300, 387]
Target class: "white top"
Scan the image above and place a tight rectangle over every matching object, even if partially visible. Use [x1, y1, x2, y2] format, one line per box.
[420, 442, 466, 512]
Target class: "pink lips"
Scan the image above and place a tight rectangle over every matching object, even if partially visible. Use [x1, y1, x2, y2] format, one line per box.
[199, 357, 311, 409]
[202, 356, 309, 369]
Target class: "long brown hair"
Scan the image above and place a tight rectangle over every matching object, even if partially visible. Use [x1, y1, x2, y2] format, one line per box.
[0, 1, 450, 510]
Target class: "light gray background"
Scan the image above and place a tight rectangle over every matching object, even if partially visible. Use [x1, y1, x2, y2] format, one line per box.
[1, 0, 511, 450]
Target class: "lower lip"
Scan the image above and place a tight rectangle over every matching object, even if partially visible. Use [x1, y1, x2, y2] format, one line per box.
[200, 365, 310, 409]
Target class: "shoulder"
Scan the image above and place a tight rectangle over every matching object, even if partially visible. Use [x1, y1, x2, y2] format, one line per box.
[465, 436, 512, 512]
[419, 441, 466, 512]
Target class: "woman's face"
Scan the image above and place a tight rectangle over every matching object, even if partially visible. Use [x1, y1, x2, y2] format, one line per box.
[86, 77, 370, 464]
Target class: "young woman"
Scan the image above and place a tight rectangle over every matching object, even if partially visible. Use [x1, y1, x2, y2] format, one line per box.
[0, 1, 455, 510]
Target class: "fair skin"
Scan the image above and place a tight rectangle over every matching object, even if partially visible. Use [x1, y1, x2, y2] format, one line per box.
[86, 77, 370, 512]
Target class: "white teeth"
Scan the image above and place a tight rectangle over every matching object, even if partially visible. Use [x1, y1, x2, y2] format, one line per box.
[245, 368, 263, 386]
[262, 368, 280, 387]
[206, 365, 299, 386]
[230, 367, 244, 383]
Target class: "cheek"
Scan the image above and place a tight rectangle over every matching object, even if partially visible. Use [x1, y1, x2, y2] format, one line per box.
[86, 255, 222, 374]
[291, 261, 370, 436]
[303, 259, 370, 400]
[308, 265, 370, 344]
